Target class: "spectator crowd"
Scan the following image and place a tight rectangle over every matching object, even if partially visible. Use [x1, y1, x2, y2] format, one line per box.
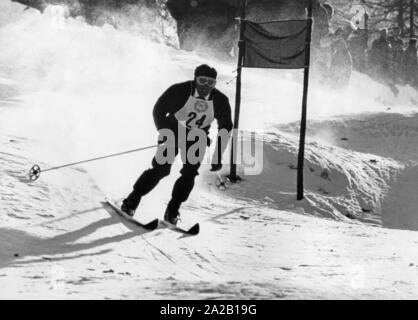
[311, 1, 418, 90]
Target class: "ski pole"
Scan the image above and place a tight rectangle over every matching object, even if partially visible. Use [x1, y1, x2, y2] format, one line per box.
[215, 171, 230, 191]
[28, 144, 159, 182]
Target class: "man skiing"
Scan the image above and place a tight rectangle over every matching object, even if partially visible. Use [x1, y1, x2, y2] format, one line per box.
[121, 64, 233, 225]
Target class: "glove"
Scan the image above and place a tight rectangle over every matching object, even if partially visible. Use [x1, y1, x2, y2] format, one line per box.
[210, 163, 222, 172]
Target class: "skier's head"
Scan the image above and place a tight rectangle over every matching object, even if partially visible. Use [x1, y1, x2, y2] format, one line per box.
[194, 64, 217, 97]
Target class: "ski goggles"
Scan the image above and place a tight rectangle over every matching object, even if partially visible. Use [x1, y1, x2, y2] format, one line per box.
[196, 76, 216, 87]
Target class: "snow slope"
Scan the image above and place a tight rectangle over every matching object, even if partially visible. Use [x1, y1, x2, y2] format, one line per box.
[1, 1, 418, 299]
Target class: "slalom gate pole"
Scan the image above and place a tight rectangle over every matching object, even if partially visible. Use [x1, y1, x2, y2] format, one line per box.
[296, 0, 313, 200]
[28, 144, 159, 181]
[228, 0, 247, 183]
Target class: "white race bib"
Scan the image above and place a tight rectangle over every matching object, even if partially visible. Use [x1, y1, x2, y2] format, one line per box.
[174, 95, 215, 129]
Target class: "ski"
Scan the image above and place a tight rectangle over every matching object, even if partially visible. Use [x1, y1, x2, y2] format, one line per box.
[160, 220, 200, 236]
[104, 198, 159, 231]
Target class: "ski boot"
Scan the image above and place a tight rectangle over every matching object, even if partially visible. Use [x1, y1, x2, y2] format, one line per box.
[121, 199, 136, 217]
[164, 206, 180, 226]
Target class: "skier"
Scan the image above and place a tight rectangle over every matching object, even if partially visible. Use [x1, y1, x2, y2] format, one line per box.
[121, 64, 233, 225]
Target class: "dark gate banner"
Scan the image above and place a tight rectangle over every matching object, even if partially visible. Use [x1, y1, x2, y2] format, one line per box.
[243, 19, 308, 69]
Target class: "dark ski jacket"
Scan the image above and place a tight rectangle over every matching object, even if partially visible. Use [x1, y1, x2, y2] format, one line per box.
[153, 80, 233, 134]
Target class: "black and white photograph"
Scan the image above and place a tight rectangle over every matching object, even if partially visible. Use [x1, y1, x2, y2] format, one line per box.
[1, 0, 418, 302]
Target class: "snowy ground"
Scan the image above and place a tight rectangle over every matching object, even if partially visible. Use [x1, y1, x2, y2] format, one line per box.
[1, 1, 418, 299]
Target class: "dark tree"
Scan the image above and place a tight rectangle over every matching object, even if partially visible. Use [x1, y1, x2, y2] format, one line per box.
[361, 0, 417, 36]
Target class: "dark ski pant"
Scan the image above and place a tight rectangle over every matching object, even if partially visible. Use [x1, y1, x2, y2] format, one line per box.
[124, 138, 206, 212]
